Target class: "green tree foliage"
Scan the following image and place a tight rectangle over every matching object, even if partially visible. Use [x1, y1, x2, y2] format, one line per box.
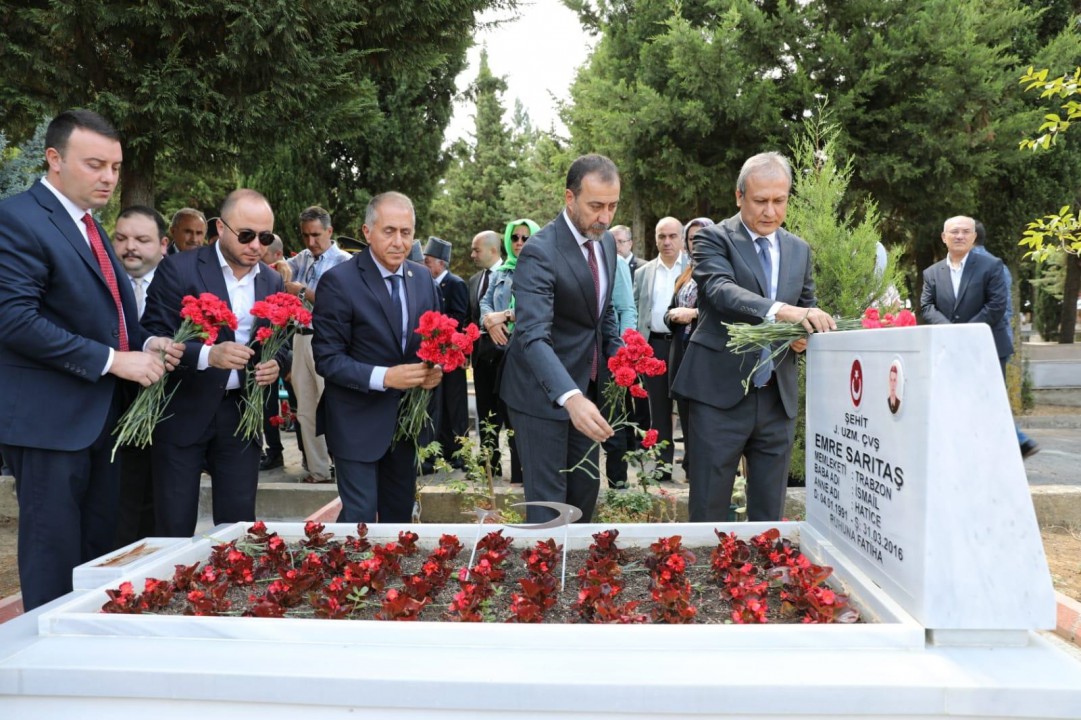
[784, 113, 907, 481]
[0, 0, 508, 211]
[786, 113, 906, 319]
[0, 121, 46, 201]
[564, 0, 806, 248]
[563, 0, 1081, 281]
[429, 49, 513, 270]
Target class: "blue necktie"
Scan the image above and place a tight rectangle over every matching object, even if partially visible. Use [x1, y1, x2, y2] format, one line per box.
[753, 237, 773, 388]
[388, 274, 405, 351]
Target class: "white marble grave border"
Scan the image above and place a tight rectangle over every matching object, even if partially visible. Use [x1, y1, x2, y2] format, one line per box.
[37, 521, 925, 651]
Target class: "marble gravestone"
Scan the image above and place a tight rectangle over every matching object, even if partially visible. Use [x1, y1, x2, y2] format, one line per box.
[805, 323, 1056, 638]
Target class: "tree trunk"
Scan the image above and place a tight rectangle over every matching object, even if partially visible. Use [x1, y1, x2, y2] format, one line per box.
[119, 144, 156, 210]
[1059, 252, 1080, 344]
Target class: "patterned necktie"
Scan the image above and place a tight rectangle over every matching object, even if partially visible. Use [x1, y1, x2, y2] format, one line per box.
[753, 237, 773, 387]
[387, 274, 405, 351]
[585, 240, 600, 382]
[133, 277, 146, 319]
[83, 213, 129, 351]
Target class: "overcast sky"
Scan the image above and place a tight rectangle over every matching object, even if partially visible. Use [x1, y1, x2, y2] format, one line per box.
[444, 0, 596, 143]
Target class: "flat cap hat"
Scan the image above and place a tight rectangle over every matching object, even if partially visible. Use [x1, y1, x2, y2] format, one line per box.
[422, 236, 452, 263]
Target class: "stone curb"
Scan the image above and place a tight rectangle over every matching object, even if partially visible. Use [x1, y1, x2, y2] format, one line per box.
[1056, 592, 1081, 645]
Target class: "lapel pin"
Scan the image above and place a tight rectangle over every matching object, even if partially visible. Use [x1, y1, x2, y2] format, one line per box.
[406, 270, 413, 278]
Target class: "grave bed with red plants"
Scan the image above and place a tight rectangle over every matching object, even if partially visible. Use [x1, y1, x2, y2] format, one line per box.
[100, 521, 860, 625]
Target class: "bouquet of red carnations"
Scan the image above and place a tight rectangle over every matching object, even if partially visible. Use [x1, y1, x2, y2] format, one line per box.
[565, 329, 667, 480]
[394, 311, 481, 459]
[112, 293, 237, 458]
[236, 292, 312, 441]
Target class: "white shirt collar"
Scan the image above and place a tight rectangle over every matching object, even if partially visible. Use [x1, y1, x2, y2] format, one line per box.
[434, 269, 449, 284]
[562, 210, 589, 246]
[214, 241, 261, 281]
[371, 254, 404, 279]
[41, 176, 91, 229]
[740, 221, 777, 247]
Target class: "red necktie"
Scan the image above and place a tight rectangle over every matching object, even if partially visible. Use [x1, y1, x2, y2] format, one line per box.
[586, 240, 600, 382]
[83, 213, 129, 351]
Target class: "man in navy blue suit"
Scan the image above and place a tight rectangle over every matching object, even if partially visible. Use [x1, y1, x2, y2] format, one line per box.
[312, 192, 443, 523]
[141, 189, 286, 537]
[0, 110, 181, 610]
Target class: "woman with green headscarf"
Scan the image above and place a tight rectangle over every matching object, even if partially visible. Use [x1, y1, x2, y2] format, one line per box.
[480, 218, 539, 346]
[479, 217, 538, 485]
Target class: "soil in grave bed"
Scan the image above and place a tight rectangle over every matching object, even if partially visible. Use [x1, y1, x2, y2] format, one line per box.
[99, 523, 861, 625]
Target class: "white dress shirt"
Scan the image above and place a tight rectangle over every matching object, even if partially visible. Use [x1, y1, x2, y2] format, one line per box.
[196, 243, 261, 390]
[650, 255, 682, 334]
[368, 255, 409, 392]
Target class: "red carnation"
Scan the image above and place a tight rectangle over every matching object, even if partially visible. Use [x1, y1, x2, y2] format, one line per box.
[629, 383, 648, 399]
[642, 428, 659, 449]
[894, 309, 917, 327]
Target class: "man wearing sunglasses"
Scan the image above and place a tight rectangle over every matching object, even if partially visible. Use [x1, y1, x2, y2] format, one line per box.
[142, 189, 288, 537]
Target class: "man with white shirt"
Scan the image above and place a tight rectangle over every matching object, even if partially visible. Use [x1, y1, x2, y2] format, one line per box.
[467, 230, 507, 473]
[281, 206, 351, 483]
[499, 154, 622, 523]
[142, 189, 286, 536]
[672, 152, 835, 522]
[111, 205, 170, 547]
[633, 216, 687, 483]
[0, 109, 179, 609]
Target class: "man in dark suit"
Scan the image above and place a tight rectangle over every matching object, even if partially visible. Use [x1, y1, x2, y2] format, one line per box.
[467, 230, 506, 473]
[111, 205, 171, 548]
[423, 236, 470, 466]
[0, 109, 180, 609]
[499, 154, 622, 523]
[672, 152, 835, 522]
[921, 215, 1029, 451]
[312, 192, 443, 523]
[142, 189, 285, 537]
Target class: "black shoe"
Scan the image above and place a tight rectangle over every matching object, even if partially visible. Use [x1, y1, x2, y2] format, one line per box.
[259, 452, 284, 471]
[609, 481, 628, 490]
[1021, 440, 1041, 460]
[419, 461, 436, 476]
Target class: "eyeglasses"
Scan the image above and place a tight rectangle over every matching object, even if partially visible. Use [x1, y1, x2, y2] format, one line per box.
[511, 233, 530, 242]
[218, 217, 275, 246]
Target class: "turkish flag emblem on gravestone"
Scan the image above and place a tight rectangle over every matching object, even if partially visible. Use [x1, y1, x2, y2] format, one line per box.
[850, 358, 863, 408]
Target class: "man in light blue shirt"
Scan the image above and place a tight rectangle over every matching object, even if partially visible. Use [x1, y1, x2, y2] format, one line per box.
[283, 206, 351, 483]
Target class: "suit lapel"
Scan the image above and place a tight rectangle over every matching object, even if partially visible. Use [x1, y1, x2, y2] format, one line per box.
[955, 253, 977, 308]
[358, 251, 401, 352]
[601, 234, 616, 308]
[403, 261, 428, 356]
[731, 219, 769, 297]
[556, 217, 598, 317]
[31, 181, 107, 285]
[197, 247, 235, 341]
[937, 262, 956, 314]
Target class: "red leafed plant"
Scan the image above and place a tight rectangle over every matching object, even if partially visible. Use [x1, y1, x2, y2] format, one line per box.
[394, 311, 481, 462]
[112, 293, 238, 457]
[574, 529, 647, 624]
[507, 539, 562, 623]
[98, 522, 860, 625]
[644, 535, 697, 624]
[238, 292, 313, 441]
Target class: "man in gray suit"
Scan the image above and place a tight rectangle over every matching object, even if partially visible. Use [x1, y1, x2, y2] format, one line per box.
[500, 154, 622, 523]
[633, 217, 688, 483]
[672, 152, 835, 522]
